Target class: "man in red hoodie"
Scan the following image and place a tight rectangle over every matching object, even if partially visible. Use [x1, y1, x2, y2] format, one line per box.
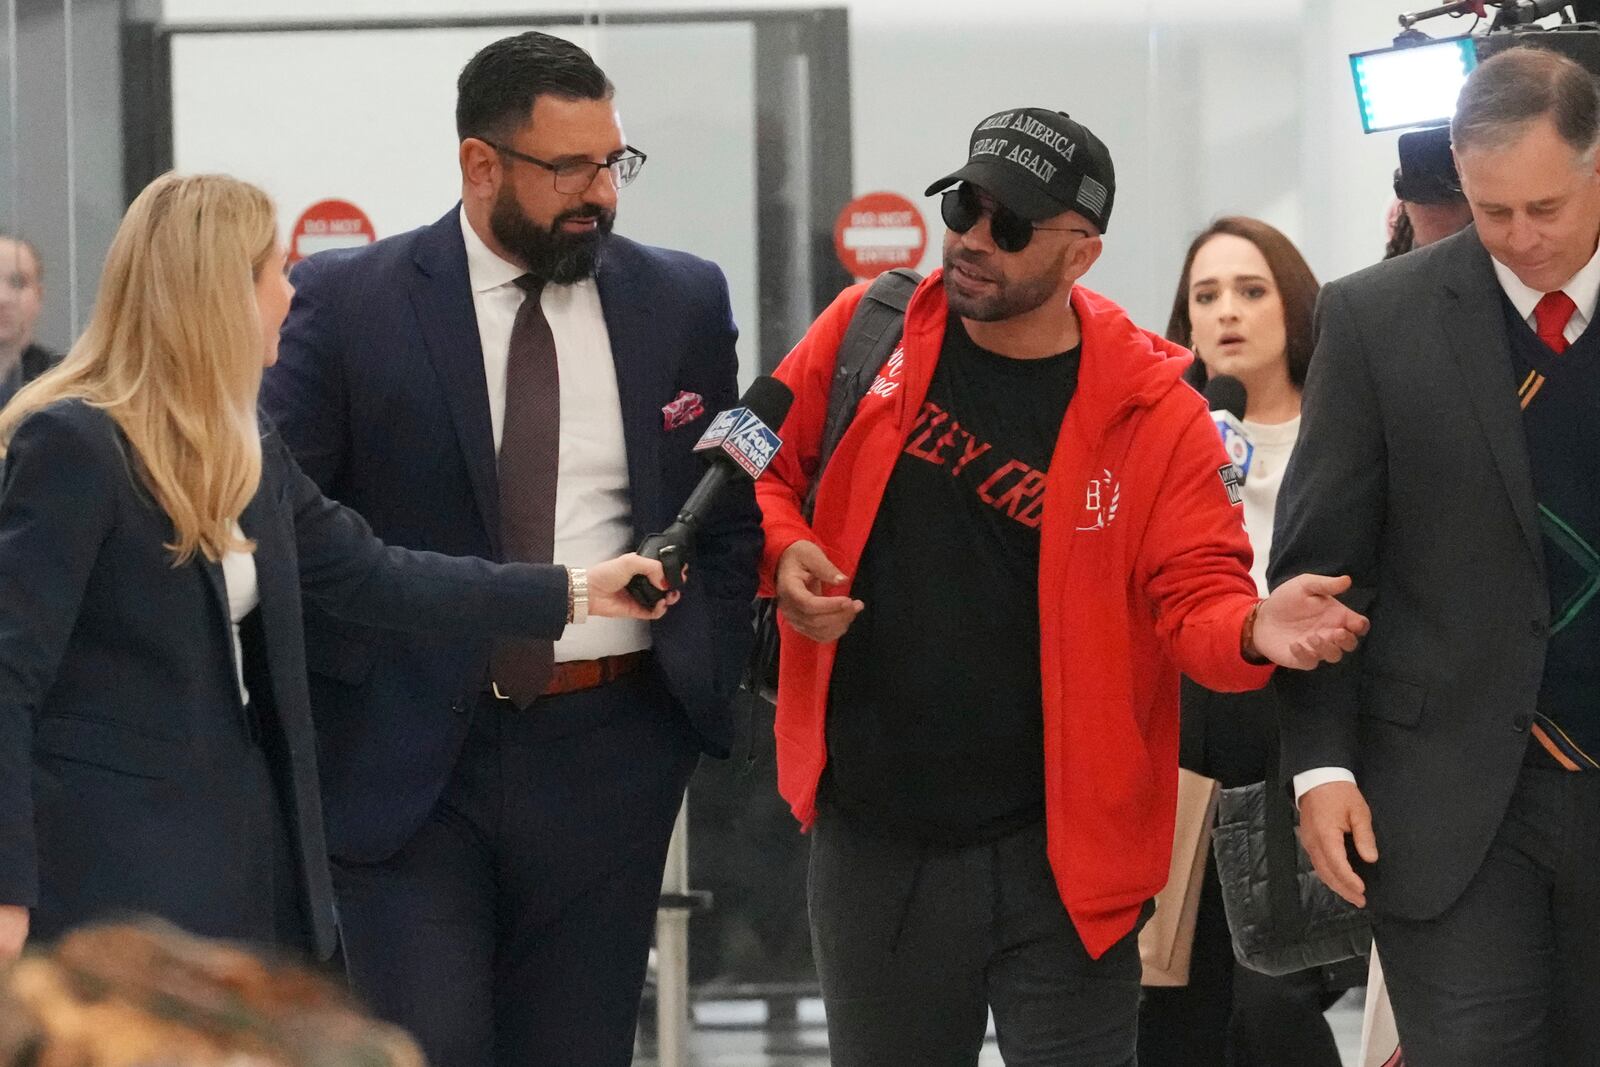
[756, 108, 1369, 1067]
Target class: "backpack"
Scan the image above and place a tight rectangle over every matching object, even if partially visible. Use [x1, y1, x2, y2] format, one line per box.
[743, 267, 922, 706]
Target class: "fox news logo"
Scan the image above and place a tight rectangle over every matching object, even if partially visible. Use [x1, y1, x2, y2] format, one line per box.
[724, 413, 781, 479]
[694, 408, 783, 479]
[695, 409, 741, 452]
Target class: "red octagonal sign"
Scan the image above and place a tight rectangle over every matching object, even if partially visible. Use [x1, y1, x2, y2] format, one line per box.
[289, 199, 377, 266]
[834, 191, 927, 280]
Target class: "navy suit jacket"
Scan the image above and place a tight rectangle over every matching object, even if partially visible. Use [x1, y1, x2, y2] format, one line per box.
[0, 400, 569, 957]
[261, 208, 761, 864]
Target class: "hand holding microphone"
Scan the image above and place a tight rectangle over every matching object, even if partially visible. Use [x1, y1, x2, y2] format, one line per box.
[627, 376, 795, 608]
[587, 553, 682, 620]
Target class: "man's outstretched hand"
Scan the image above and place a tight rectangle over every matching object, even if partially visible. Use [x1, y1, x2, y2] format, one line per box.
[1250, 573, 1370, 669]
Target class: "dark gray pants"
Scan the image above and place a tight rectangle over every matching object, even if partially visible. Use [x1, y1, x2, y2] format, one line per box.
[1374, 760, 1600, 1067]
[808, 809, 1143, 1067]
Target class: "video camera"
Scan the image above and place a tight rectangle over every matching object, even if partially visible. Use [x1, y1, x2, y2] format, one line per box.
[1351, 2, 1600, 202]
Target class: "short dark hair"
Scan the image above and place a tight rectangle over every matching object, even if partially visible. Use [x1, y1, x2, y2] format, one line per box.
[1165, 216, 1321, 390]
[0, 233, 43, 284]
[455, 31, 614, 143]
[1452, 45, 1600, 159]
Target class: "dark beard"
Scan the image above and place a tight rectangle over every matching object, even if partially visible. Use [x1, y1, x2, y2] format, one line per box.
[942, 246, 1064, 322]
[490, 185, 615, 284]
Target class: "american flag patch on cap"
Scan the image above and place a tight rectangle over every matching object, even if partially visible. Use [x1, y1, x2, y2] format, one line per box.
[1076, 176, 1108, 216]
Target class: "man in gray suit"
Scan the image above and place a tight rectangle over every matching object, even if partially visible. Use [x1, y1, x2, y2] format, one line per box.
[1271, 47, 1600, 1065]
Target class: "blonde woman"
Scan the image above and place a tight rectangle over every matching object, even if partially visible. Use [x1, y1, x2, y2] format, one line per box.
[0, 173, 674, 963]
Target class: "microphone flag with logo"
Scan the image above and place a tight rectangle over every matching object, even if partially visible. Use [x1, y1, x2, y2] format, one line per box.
[1205, 374, 1254, 481]
[627, 376, 795, 607]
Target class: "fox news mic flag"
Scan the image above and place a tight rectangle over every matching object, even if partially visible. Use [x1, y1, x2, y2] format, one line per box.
[627, 377, 794, 607]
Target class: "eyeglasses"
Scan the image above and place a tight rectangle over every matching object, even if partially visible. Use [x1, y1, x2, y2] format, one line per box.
[484, 141, 648, 194]
[940, 183, 1092, 254]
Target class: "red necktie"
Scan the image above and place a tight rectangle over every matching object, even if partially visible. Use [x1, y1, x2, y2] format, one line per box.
[1534, 290, 1578, 355]
[490, 275, 561, 708]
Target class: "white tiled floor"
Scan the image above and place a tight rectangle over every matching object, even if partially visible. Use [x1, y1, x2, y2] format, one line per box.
[637, 991, 1366, 1066]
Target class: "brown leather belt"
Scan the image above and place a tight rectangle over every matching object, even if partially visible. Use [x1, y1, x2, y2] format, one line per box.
[491, 651, 648, 703]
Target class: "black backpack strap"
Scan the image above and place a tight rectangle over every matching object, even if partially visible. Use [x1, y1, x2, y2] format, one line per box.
[802, 267, 921, 520]
[739, 268, 922, 758]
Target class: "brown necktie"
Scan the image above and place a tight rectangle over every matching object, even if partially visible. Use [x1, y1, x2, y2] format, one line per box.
[490, 275, 561, 707]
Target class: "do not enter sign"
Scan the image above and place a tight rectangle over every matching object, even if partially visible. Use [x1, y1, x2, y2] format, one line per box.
[834, 192, 927, 279]
[289, 199, 376, 266]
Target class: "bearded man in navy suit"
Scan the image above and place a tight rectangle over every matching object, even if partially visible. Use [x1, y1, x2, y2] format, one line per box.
[262, 30, 760, 1067]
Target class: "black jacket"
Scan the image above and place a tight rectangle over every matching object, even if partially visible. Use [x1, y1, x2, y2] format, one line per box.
[0, 399, 568, 956]
[1269, 225, 1551, 921]
[0, 344, 62, 408]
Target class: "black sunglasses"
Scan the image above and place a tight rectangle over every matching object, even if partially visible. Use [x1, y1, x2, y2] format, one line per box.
[940, 183, 1092, 254]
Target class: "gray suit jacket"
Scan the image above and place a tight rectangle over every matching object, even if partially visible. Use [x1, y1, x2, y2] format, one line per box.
[1268, 224, 1551, 922]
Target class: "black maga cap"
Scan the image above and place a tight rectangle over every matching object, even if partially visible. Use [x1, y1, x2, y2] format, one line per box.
[926, 107, 1116, 231]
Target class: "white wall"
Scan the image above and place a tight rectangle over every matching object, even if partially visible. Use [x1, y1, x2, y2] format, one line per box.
[158, 0, 1420, 331]
[163, 0, 1306, 24]
[170, 21, 761, 378]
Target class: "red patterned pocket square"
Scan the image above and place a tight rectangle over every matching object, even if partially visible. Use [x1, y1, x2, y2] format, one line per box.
[661, 390, 706, 431]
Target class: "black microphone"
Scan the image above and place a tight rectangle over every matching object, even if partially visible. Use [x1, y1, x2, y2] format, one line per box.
[1204, 375, 1255, 480]
[1516, 0, 1573, 21]
[1492, 0, 1570, 25]
[626, 376, 795, 608]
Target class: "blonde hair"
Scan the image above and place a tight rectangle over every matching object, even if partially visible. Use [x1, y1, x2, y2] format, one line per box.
[0, 922, 426, 1067]
[0, 172, 275, 564]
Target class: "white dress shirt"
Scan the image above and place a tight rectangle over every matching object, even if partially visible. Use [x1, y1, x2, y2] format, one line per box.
[1292, 239, 1600, 802]
[460, 207, 649, 662]
[1491, 240, 1600, 344]
[220, 524, 259, 706]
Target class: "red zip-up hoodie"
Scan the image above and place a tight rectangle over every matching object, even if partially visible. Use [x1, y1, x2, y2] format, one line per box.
[757, 272, 1274, 958]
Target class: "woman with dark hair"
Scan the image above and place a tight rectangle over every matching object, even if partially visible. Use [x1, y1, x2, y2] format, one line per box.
[1139, 217, 1348, 1067]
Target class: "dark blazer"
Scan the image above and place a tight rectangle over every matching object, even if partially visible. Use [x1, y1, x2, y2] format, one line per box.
[0, 400, 569, 957]
[1268, 225, 1549, 921]
[261, 208, 761, 864]
[0, 343, 63, 408]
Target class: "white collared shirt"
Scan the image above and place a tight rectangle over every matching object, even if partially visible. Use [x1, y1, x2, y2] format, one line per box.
[1490, 237, 1600, 343]
[459, 207, 649, 662]
[1292, 239, 1600, 803]
[220, 524, 259, 706]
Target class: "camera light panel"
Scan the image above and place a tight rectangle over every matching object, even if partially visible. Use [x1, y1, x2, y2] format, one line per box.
[1351, 37, 1479, 134]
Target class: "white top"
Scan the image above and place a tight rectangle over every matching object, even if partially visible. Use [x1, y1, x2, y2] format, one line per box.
[1239, 415, 1300, 598]
[1294, 241, 1600, 802]
[459, 207, 648, 661]
[219, 524, 259, 706]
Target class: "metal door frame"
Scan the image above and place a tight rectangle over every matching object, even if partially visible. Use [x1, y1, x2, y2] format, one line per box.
[120, 7, 854, 368]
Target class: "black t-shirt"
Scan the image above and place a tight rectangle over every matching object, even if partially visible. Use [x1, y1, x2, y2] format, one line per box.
[822, 317, 1081, 845]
